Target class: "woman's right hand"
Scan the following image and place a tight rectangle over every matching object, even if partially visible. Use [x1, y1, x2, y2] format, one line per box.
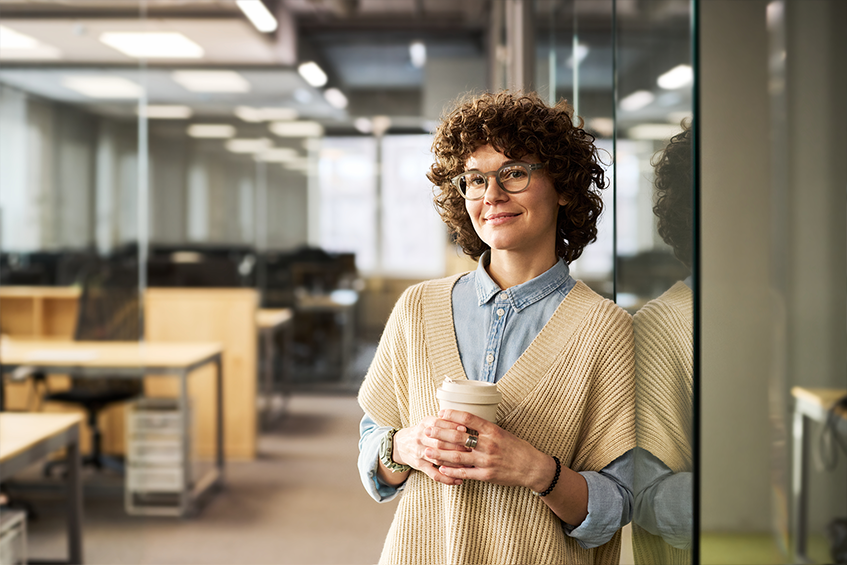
[387, 416, 471, 486]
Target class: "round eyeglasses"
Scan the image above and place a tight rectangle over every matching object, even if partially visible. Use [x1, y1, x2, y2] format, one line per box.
[451, 162, 545, 201]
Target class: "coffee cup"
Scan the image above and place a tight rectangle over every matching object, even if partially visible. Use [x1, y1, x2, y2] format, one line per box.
[436, 377, 503, 423]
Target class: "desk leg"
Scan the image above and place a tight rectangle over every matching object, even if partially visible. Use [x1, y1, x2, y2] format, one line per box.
[215, 355, 224, 482]
[791, 409, 809, 564]
[66, 426, 84, 565]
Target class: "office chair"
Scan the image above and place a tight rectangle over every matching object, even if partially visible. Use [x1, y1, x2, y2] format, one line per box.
[44, 261, 144, 474]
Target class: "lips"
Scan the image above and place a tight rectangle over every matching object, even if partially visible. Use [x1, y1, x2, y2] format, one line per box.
[484, 212, 521, 225]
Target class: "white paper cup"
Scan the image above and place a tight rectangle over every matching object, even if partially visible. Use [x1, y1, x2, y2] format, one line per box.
[436, 379, 502, 423]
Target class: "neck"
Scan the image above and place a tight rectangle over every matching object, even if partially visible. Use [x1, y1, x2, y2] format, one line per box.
[486, 249, 560, 289]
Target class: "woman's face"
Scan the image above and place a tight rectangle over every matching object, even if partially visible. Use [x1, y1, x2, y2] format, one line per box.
[464, 144, 565, 261]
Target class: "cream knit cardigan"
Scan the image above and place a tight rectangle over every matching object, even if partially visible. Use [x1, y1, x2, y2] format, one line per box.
[359, 274, 636, 565]
[632, 281, 693, 565]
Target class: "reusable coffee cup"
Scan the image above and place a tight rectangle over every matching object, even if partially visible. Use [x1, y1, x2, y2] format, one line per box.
[436, 377, 503, 423]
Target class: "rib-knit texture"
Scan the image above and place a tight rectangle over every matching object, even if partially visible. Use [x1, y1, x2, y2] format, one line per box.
[358, 275, 636, 565]
[632, 281, 693, 565]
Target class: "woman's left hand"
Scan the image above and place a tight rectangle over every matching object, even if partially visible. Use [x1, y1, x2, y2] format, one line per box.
[424, 409, 555, 492]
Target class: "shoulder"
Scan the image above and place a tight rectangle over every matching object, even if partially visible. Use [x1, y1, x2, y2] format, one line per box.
[396, 273, 468, 308]
[569, 280, 632, 326]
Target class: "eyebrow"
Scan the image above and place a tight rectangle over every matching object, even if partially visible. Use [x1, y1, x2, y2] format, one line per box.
[463, 159, 527, 172]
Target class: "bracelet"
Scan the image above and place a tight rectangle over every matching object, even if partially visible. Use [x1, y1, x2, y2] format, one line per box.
[532, 456, 561, 497]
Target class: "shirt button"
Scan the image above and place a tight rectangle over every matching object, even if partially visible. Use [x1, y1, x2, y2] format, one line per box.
[499, 292, 508, 300]
[486, 353, 494, 364]
[496, 308, 505, 317]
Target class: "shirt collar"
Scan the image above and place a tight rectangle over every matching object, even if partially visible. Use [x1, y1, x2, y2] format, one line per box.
[474, 251, 572, 312]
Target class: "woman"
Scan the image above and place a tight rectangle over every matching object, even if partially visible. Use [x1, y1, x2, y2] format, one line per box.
[358, 91, 635, 565]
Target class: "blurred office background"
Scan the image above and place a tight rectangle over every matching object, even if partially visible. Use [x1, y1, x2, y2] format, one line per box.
[0, 0, 843, 564]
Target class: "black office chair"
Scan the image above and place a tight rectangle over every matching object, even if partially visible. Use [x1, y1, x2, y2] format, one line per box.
[44, 261, 144, 474]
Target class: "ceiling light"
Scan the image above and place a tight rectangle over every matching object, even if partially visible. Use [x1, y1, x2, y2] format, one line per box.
[236, 0, 278, 33]
[657, 64, 693, 90]
[627, 123, 684, 141]
[269, 121, 324, 138]
[226, 138, 272, 154]
[302, 138, 322, 152]
[297, 62, 327, 88]
[62, 76, 142, 99]
[282, 158, 311, 171]
[235, 106, 298, 122]
[187, 124, 236, 138]
[588, 117, 614, 138]
[100, 32, 204, 59]
[140, 105, 193, 119]
[410, 41, 426, 68]
[172, 70, 250, 93]
[371, 115, 392, 136]
[256, 148, 300, 162]
[620, 90, 655, 112]
[354, 118, 372, 134]
[323, 88, 348, 109]
[566, 43, 589, 68]
[0, 25, 39, 49]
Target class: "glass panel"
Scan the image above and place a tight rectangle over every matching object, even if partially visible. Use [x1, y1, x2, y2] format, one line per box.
[616, 1, 695, 563]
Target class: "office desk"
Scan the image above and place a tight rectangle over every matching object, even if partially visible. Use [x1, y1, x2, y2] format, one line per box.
[0, 338, 225, 515]
[0, 413, 83, 564]
[256, 308, 293, 427]
[295, 290, 358, 381]
[791, 386, 847, 563]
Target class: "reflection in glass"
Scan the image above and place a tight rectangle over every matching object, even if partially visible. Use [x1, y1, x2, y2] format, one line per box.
[632, 123, 694, 563]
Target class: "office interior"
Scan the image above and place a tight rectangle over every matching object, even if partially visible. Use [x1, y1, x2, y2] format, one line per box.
[0, 1, 844, 564]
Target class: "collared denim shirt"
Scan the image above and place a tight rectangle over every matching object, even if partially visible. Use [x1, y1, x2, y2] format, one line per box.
[358, 253, 633, 549]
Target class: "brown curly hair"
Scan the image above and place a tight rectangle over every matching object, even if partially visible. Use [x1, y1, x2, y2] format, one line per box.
[427, 90, 608, 263]
[651, 120, 693, 269]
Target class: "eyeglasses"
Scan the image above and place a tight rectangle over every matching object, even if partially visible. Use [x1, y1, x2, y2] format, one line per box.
[451, 162, 545, 201]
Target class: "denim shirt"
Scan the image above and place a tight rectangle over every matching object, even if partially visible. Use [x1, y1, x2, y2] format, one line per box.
[357, 252, 634, 549]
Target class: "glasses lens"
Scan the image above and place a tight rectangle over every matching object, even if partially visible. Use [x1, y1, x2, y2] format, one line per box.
[457, 172, 487, 199]
[498, 164, 531, 192]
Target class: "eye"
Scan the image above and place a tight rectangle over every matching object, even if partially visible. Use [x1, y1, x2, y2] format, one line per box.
[465, 173, 486, 186]
[501, 166, 527, 180]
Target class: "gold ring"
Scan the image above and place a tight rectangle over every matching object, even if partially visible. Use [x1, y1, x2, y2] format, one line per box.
[464, 435, 479, 449]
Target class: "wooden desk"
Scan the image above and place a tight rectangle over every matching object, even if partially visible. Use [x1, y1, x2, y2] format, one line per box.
[791, 387, 847, 563]
[0, 286, 80, 337]
[0, 413, 84, 564]
[0, 338, 225, 516]
[256, 308, 293, 427]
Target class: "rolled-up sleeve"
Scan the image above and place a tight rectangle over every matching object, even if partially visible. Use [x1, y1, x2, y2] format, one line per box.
[358, 414, 407, 502]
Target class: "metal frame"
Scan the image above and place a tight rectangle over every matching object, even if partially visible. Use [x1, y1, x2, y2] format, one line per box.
[1, 350, 224, 519]
[0, 418, 82, 565]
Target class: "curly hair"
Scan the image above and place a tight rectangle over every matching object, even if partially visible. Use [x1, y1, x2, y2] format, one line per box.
[427, 91, 608, 263]
[651, 120, 693, 269]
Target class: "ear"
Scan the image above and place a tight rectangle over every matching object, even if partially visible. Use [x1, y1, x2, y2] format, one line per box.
[557, 193, 568, 207]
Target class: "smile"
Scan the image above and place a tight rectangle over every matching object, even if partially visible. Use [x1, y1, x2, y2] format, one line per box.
[484, 212, 520, 225]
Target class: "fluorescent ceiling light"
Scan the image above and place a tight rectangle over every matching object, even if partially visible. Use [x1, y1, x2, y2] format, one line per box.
[235, 106, 298, 122]
[620, 90, 655, 112]
[236, 0, 278, 33]
[62, 76, 141, 99]
[567, 43, 589, 68]
[588, 117, 614, 138]
[667, 111, 692, 125]
[256, 148, 300, 162]
[100, 32, 204, 59]
[226, 138, 272, 153]
[323, 88, 348, 109]
[297, 62, 327, 87]
[187, 124, 236, 138]
[269, 120, 324, 138]
[0, 25, 61, 59]
[657, 64, 693, 90]
[410, 41, 426, 68]
[371, 115, 392, 136]
[354, 118, 373, 134]
[140, 105, 193, 119]
[627, 123, 684, 141]
[172, 70, 250, 93]
[0, 25, 39, 49]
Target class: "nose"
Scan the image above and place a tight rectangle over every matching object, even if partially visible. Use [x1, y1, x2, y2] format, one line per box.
[483, 173, 509, 204]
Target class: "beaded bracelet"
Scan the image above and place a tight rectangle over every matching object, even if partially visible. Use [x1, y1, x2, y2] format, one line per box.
[533, 455, 561, 497]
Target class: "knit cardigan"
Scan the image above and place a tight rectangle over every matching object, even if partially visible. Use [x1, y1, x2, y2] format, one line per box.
[632, 281, 693, 565]
[358, 274, 636, 565]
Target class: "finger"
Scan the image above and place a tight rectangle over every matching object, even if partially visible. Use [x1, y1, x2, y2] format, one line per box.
[425, 426, 473, 446]
[428, 418, 469, 433]
[438, 465, 481, 482]
[437, 409, 491, 433]
[420, 463, 464, 486]
[425, 447, 474, 468]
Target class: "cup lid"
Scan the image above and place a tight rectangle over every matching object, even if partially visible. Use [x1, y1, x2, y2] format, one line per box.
[437, 378, 502, 404]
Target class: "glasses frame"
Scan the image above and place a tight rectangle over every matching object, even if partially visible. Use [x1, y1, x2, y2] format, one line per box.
[451, 162, 546, 201]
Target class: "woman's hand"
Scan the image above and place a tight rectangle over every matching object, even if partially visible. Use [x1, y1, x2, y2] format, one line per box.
[384, 416, 472, 486]
[425, 409, 553, 490]
[430, 409, 589, 526]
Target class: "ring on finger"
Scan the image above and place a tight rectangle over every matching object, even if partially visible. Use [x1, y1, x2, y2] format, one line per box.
[464, 434, 479, 449]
